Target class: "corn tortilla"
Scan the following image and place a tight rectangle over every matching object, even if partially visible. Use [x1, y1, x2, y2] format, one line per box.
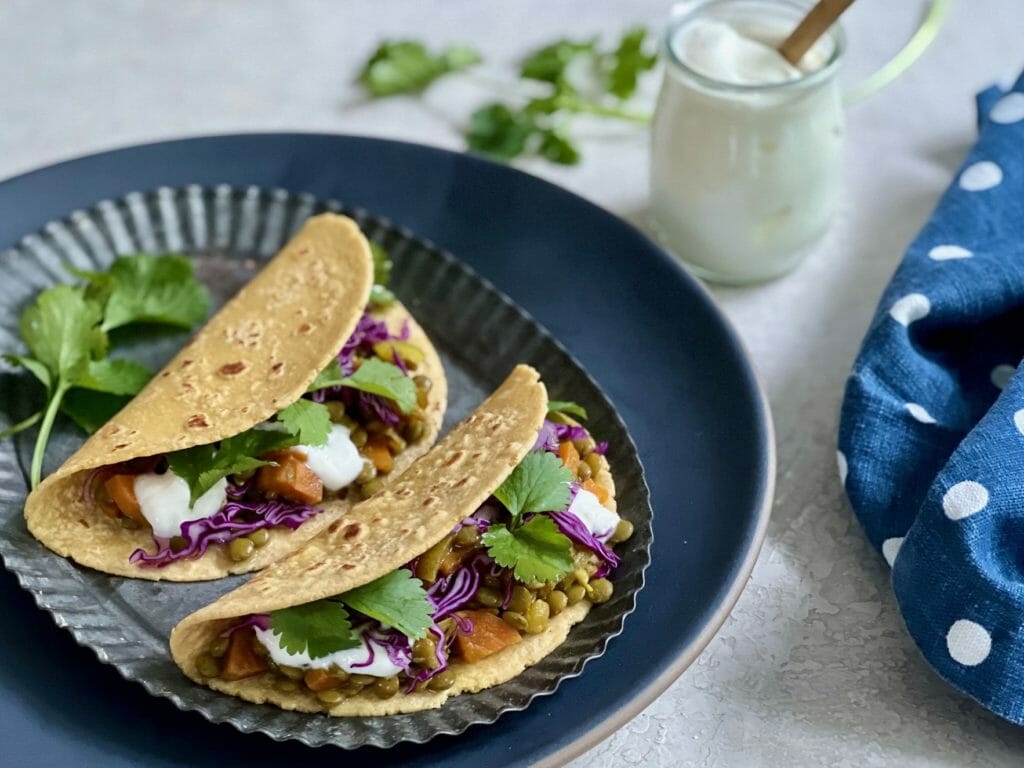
[24, 213, 447, 580]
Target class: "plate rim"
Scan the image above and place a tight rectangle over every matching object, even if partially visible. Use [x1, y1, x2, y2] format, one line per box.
[0, 132, 775, 767]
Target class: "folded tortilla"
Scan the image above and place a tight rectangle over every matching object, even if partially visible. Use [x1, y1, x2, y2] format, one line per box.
[24, 213, 447, 581]
[170, 365, 616, 714]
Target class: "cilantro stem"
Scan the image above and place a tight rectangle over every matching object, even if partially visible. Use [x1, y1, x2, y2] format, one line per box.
[30, 382, 69, 489]
[559, 97, 650, 123]
[0, 410, 42, 439]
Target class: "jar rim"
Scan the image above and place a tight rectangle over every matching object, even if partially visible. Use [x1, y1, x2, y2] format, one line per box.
[663, 0, 846, 94]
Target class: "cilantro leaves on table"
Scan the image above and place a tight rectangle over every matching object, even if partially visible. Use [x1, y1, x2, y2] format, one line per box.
[271, 600, 362, 658]
[167, 428, 300, 505]
[546, 400, 588, 421]
[270, 569, 432, 660]
[483, 451, 575, 582]
[369, 242, 396, 307]
[307, 357, 416, 414]
[358, 40, 481, 97]
[340, 569, 434, 641]
[72, 253, 209, 331]
[607, 26, 658, 100]
[276, 399, 332, 447]
[2, 253, 208, 487]
[484, 515, 575, 583]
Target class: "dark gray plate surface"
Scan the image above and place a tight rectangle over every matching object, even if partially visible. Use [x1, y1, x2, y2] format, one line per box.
[0, 186, 652, 749]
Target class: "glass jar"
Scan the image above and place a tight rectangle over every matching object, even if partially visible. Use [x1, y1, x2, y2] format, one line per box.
[650, 0, 846, 284]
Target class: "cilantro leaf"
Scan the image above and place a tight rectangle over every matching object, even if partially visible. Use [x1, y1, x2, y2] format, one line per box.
[270, 600, 362, 658]
[74, 358, 152, 396]
[467, 103, 537, 160]
[520, 39, 595, 85]
[16, 285, 108, 486]
[494, 451, 573, 521]
[4, 354, 52, 391]
[359, 40, 481, 97]
[369, 242, 395, 306]
[546, 400, 588, 421]
[60, 390, 133, 434]
[606, 27, 657, 99]
[276, 398, 332, 446]
[483, 516, 574, 583]
[307, 359, 346, 393]
[339, 358, 416, 414]
[167, 428, 299, 504]
[538, 129, 580, 165]
[74, 254, 209, 332]
[21, 285, 106, 383]
[339, 569, 433, 641]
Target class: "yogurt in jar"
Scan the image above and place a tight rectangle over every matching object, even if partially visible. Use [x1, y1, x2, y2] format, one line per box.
[650, 0, 845, 284]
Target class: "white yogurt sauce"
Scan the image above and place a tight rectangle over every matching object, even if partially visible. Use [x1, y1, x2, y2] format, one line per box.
[254, 627, 405, 677]
[673, 18, 802, 85]
[296, 424, 363, 492]
[133, 471, 228, 539]
[650, 6, 844, 283]
[567, 489, 619, 541]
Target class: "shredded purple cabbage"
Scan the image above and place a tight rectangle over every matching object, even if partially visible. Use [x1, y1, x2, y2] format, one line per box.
[129, 492, 322, 568]
[549, 509, 620, 579]
[593, 441, 608, 456]
[221, 613, 271, 638]
[534, 419, 590, 453]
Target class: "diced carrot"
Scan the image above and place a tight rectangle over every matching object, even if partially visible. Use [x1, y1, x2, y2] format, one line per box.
[453, 610, 522, 663]
[361, 434, 393, 474]
[303, 668, 344, 691]
[558, 441, 580, 471]
[103, 474, 146, 525]
[582, 478, 609, 506]
[256, 451, 323, 505]
[220, 628, 269, 681]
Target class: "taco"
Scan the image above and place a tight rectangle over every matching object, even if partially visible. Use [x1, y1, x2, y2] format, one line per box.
[24, 213, 447, 581]
[170, 364, 633, 714]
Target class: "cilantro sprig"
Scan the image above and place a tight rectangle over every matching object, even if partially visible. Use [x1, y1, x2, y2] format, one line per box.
[167, 428, 300, 505]
[270, 569, 432, 659]
[482, 451, 574, 582]
[369, 243, 395, 307]
[3, 256, 208, 487]
[358, 41, 481, 97]
[307, 357, 416, 414]
[547, 400, 588, 421]
[357, 28, 657, 167]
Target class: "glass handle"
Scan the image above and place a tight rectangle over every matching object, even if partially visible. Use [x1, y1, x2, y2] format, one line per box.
[843, 0, 951, 104]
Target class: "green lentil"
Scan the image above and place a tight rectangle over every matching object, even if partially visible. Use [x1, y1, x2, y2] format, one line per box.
[325, 401, 348, 423]
[608, 518, 634, 544]
[507, 585, 533, 615]
[547, 590, 569, 615]
[573, 436, 597, 455]
[415, 535, 453, 584]
[576, 462, 593, 482]
[428, 670, 456, 691]
[525, 599, 550, 634]
[566, 585, 587, 605]
[119, 516, 140, 530]
[587, 578, 614, 604]
[475, 586, 504, 609]
[501, 611, 529, 632]
[373, 676, 400, 699]
[275, 679, 299, 693]
[350, 427, 368, 448]
[584, 453, 603, 475]
[169, 536, 188, 553]
[317, 689, 344, 704]
[249, 528, 270, 548]
[412, 637, 439, 668]
[413, 375, 432, 392]
[196, 653, 219, 678]
[359, 478, 384, 500]
[209, 638, 229, 658]
[228, 537, 255, 562]
[404, 414, 428, 443]
[357, 460, 377, 484]
[278, 665, 305, 680]
[454, 525, 480, 547]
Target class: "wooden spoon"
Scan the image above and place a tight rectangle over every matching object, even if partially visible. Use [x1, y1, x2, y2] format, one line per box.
[778, 0, 855, 66]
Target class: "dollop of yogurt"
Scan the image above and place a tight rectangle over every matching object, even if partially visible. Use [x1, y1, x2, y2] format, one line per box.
[672, 18, 803, 85]
[254, 627, 406, 678]
[297, 424, 364, 491]
[567, 488, 620, 541]
[134, 471, 228, 539]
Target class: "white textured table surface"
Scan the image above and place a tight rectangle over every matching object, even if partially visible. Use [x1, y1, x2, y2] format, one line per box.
[4, 1, 1024, 765]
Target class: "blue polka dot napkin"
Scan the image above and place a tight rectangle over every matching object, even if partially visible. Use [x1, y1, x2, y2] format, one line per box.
[839, 72, 1024, 723]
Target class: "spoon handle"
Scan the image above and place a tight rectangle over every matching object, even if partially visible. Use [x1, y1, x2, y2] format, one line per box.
[778, 0, 855, 66]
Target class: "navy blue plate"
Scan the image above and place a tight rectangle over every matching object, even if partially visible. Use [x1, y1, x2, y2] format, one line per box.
[0, 135, 773, 768]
